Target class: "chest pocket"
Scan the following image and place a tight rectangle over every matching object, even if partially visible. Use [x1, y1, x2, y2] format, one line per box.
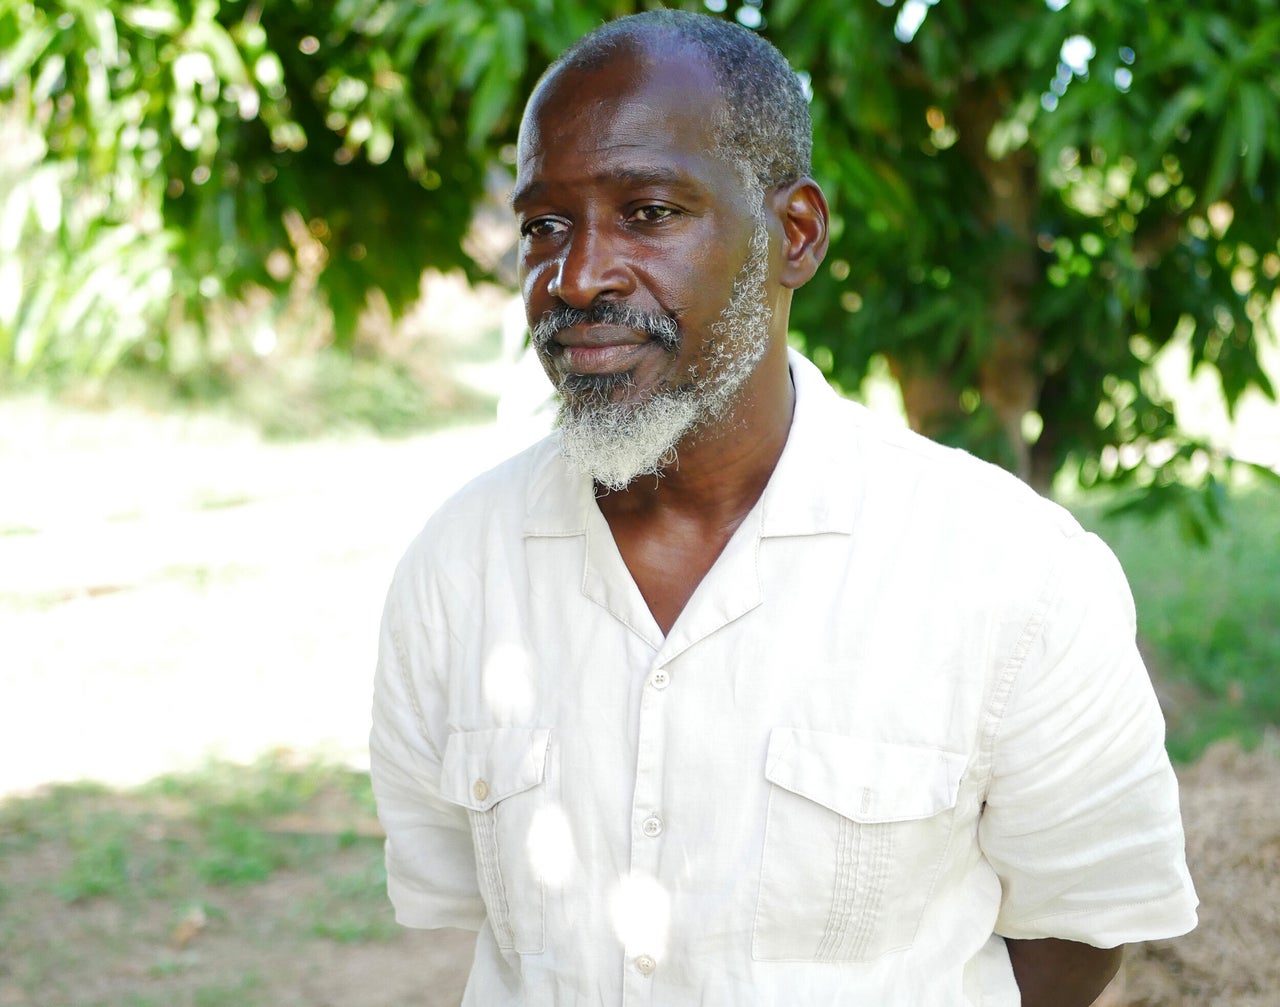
[441, 727, 551, 955]
[752, 728, 966, 963]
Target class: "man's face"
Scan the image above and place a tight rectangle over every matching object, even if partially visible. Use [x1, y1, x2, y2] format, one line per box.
[513, 45, 776, 489]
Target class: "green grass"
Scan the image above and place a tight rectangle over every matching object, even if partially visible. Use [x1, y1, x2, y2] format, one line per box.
[93, 346, 498, 441]
[191, 972, 264, 1007]
[0, 753, 395, 1005]
[1075, 485, 1280, 761]
[304, 857, 402, 943]
[15, 340, 500, 445]
[0, 756, 376, 904]
[220, 351, 496, 440]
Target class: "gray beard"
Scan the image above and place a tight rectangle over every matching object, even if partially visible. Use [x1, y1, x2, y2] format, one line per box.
[556, 219, 773, 492]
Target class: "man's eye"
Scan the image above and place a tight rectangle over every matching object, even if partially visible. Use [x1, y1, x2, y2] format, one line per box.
[521, 218, 565, 239]
[631, 205, 676, 223]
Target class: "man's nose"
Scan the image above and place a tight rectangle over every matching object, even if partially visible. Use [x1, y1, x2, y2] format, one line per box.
[547, 228, 634, 306]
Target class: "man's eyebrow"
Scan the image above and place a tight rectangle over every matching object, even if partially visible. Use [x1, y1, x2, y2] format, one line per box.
[611, 165, 699, 189]
[510, 166, 701, 209]
[510, 180, 543, 209]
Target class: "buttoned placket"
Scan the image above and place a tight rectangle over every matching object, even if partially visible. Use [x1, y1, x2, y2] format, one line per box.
[578, 490, 766, 1004]
[622, 657, 671, 1003]
[620, 559, 765, 1002]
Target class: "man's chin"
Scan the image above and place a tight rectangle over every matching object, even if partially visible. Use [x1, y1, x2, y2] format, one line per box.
[556, 392, 698, 491]
[560, 369, 638, 405]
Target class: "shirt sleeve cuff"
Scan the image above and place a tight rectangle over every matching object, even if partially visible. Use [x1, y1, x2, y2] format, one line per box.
[996, 888, 1199, 948]
[388, 873, 487, 931]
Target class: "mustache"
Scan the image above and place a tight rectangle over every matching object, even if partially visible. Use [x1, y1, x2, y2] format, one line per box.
[531, 302, 680, 352]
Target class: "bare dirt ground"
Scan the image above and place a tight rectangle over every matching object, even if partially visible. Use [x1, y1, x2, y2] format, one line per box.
[1, 390, 1278, 1006]
[1109, 738, 1280, 1007]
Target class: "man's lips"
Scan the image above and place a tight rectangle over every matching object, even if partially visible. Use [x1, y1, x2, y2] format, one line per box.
[551, 325, 653, 374]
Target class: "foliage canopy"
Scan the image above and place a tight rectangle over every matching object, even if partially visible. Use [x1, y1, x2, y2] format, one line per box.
[3, 0, 1279, 523]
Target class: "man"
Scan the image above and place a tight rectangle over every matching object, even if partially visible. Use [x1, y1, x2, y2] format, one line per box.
[370, 11, 1197, 1005]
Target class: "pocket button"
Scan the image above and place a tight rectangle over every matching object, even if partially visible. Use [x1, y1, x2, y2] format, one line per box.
[472, 779, 489, 802]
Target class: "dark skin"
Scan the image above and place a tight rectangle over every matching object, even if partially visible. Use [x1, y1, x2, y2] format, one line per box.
[1008, 938, 1124, 1007]
[515, 46, 812, 632]
[515, 36, 1122, 1007]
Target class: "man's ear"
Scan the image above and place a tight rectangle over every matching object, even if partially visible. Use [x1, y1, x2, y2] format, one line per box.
[772, 177, 830, 290]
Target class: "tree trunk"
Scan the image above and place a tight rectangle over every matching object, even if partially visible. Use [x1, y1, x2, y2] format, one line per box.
[956, 83, 1045, 489]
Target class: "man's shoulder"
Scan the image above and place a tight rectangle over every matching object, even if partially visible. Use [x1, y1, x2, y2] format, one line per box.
[400, 432, 566, 564]
[830, 396, 1083, 547]
[789, 351, 1077, 542]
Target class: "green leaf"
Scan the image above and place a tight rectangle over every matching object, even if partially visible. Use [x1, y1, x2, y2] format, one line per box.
[1242, 461, 1280, 488]
[1203, 108, 1241, 202]
[118, 3, 183, 37]
[972, 21, 1033, 75]
[393, 2, 463, 66]
[1150, 86, 1204, 148]
[1238, 82, 1268, 189]
[30, 50, 65, 103]
[495, 8, 526, 81]
[0, 22, 55, 89]
[186, 17, 251, 87]
[457, 24, 496, 89]
[467, 58, 514, 149]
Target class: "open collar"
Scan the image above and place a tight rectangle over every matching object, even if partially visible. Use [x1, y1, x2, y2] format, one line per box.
[521, 348, 864, 540]
[756, 348, 862, 538]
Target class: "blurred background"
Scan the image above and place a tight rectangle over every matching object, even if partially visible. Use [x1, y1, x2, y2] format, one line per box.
[1, 1, 1278, 1005]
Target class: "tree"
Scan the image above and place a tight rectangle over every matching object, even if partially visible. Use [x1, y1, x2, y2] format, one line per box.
[3, 0, 1278, 527]
[764, 0, 1280, 532]
[0, 0, 552, 370]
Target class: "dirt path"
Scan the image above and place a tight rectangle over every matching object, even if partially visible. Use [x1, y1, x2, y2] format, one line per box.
[0, 395, 545, 797]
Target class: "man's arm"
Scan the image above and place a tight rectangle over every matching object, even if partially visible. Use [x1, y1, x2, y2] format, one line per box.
[980, 533, 1196, 971]
[370, 553, 485, 931]
[1007, 937, 1123, 1007]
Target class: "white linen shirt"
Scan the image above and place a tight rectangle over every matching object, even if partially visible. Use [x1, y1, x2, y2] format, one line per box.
[370, 350, 1197, 1006]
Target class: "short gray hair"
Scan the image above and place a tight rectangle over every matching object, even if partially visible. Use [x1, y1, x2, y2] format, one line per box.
[548, 10, 812, 197]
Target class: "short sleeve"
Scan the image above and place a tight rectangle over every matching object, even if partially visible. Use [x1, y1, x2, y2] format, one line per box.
[980, 531, 1198, 947]
[369, 549, 485, 931]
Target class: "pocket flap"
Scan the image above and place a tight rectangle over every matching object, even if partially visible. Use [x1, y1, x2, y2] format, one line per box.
[441, 727, 551, 811]
[763, 728, 964, 823]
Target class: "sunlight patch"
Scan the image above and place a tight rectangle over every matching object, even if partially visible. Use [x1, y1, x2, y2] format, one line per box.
[482, 642, 536, 724]
[526, 803, 576, 889]
[610, 871, 671, 955]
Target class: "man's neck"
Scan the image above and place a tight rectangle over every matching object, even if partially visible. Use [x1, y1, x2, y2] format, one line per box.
[591, 347, 794, 636]
[595, 347, 795, 530]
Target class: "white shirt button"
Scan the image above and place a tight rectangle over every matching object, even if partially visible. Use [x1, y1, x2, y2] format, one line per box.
[472, 779, 489, 802]
[641, 815, 663, 837]
[649, 669, 670, 689]
[635, 954, 656, 976]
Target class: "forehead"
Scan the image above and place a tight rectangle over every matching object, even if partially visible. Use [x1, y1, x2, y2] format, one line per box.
[515, 45, 736, 197]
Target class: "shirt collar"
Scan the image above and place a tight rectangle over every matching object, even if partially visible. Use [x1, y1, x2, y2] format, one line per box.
[522, 435, 594, 537]
[523, 347, 863, 538]
[757, 348, 861, 538]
